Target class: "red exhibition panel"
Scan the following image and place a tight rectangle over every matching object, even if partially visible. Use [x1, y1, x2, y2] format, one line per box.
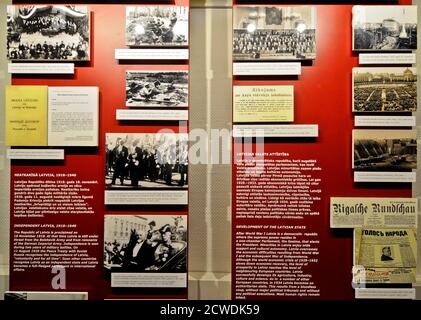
[10, 2, 189, 300]
[232, 1, 413, 300]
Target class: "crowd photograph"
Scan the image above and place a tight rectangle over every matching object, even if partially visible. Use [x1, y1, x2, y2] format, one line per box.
[105, 133, 188, 189]
[353, 130, 417, 171]
[126, 71, 188, 107]
[7, 5, 90, 61]
[353, 68, 417, 112]
[233, 6, 316, 61]
[353, 5, 417, 50]
[126, 6, 188, 46]
[104, 215, 187, 273]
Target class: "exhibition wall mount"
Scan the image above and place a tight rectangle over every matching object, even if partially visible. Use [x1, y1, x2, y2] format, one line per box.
[6, 1, 190, 300]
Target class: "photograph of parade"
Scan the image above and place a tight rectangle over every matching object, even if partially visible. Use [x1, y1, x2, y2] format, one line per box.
[353, 67, 417, 112]
[353, 130, 417, 171]
[104, 215, 187, 273]
[7, 5, 90, 61]
[106, 133, 188, 189]
[126, 6, 188, 46]
[353, 6, 417, 51]
[233, 6, 316, 61]
[126, 71, 188, 107]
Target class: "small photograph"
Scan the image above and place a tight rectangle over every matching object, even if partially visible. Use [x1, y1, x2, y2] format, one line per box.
[353, 129, 417, 171]
[353, 6, 417, 51]
[380, 246, 394, 262]
[106, 133, 188, 189]
[233, 6, 316, 61]
[104, 215, 187, 273]
[353, 67, 417, 112]
[126, 70, 188, 107]
[126, 6, 189, 47]
[7, 5, 90, 61]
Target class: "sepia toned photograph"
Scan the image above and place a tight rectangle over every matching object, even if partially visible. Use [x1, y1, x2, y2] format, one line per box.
[104, 215, 187, 274]
[7, 5, 90, 61]
[233, 6, 316, 61]
[353, 67, 417, 112]
[353, 6, 417, 51]
[126, 70, 188, 107]
[353, 130, 417, 171]
[106, 133, 188, 189]
[126, 6, 189, 47]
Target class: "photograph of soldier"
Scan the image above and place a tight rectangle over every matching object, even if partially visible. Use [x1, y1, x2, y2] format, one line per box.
[104, 215, 187, 273]
[353, 67, 417, 112]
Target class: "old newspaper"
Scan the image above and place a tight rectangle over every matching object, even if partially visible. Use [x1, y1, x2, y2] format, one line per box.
[353, 228, 417, 284]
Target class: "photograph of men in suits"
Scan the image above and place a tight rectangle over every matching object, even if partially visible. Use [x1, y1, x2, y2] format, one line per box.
[111, 138, 129, 185]
[105, 133, 188, 189]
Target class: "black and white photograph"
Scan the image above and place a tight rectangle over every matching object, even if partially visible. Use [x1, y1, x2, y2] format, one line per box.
[353, 6, 417, 51]
[353, 130, 417, 171]
[126, 70, 188, 107]
[4, 292, 88, 300]
[233, 6, 316, 61]
[105, 133, 188, 189]
[7, 5, 90, 61]
[104, 215, 187, 273]
[353, 67, 417, 112]
[126, 6, 189, 47]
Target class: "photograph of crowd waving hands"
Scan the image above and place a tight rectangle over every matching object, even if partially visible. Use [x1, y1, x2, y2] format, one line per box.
[105, 133, 188, 189]
[104, 215, 187, 273]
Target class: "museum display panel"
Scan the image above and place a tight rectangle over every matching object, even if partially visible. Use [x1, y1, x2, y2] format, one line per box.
[232, 0, 419, 301]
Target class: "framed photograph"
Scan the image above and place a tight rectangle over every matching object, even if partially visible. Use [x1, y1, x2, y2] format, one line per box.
[353, 129, 417, 171]
[126, 70, 188, 107]
[352, 6, 417, 51]
[104, 214, 187, 288]
[353, 67, 417, 112]
[7, 5, 90, 61]
[105, 133, 188, 189]
[126, 6, 189, 47]
[233, 6, 316, 61]
[234, 85, 294, 122]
